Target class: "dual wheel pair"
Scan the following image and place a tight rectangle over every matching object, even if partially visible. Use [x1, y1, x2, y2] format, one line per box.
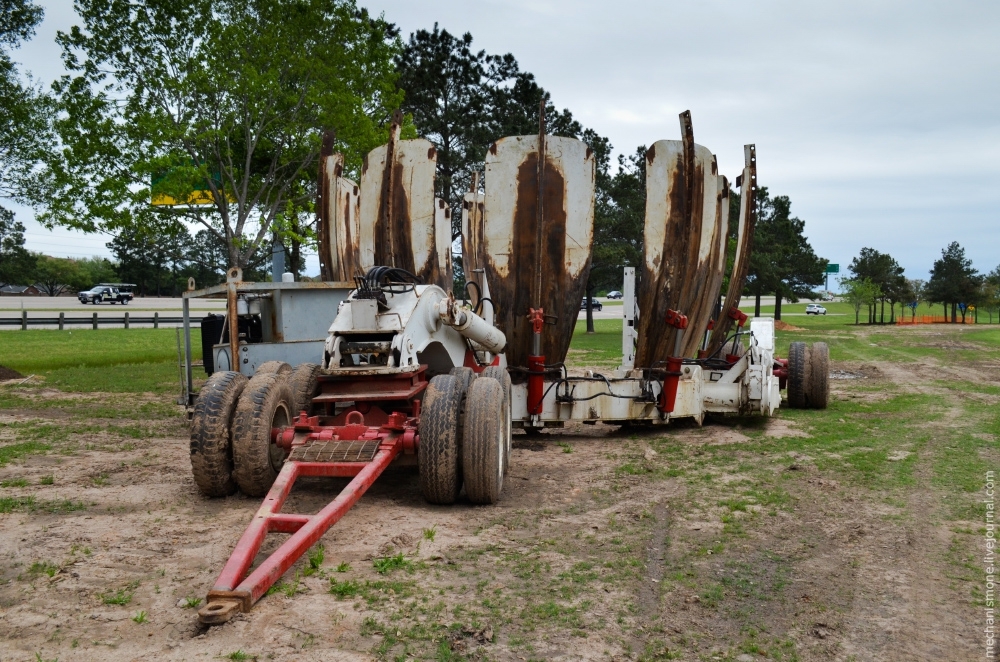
[418, 366, 512, 506]
[189, 361, 320, 498]
[786, 341, 829, 409]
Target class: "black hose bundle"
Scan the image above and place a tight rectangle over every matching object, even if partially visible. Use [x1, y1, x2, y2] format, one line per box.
[354, 266, 422, 303]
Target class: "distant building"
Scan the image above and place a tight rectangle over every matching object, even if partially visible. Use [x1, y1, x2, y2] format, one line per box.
[0, 285, 41, 296]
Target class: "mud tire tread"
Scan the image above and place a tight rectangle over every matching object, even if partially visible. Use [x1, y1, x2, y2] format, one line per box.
[480, 366, 512, 474]
[255, 361, 292, 377]
[231, 374, 293, 497]
[190, 371, 247, 497]
[809, 342, 830, 409]
[462, 378, 504, 505]
[787, 341, 810, 409]
[418, 375, 464, 505]
[287, 363, 322, 416]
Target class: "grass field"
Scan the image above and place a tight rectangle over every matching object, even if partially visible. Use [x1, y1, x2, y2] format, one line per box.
[1, 309, 998, 660]
[0, 328, 201, 394]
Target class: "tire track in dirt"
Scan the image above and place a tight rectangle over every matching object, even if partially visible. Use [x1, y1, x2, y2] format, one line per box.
[838, 358, 982, 661]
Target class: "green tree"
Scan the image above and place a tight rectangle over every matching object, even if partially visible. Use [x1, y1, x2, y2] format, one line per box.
[397, 23, 619, 332]
[980, 279, 1000, 324]
[76, 256, 118, 286]
[36, 0, 402, 272]
[841, 277, 882, 325]
[0, 207, 36, 286]
[1, 0, 52, 267]
[107, 219, 189, 296]
[848, 247, 906, 324]
[926, 242, 981, 323]
[745, 188, 826, 320]
[396, 23, 600, 235]
[1, 0, 51, 201]
[33, 254, 87, 296]
[905, 278, 926, 321]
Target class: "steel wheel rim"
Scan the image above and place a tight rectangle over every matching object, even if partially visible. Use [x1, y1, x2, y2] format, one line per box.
[269, 401, 290, 472]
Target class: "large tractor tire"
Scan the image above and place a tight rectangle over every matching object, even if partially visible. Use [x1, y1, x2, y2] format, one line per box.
[480, 366, 512, 474]
[287, 363, 322, 417]
[190, 370, 247, 497]
[418, 375, 465, 505]
[809, 342, 830, 409]
[255, 361, 292, 377]
[231, 373, 294, 497]
[787, 341, 811, 409]
[462, 378, 506, 504]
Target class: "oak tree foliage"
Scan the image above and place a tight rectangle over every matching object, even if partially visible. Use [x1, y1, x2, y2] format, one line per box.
[36, 0, 403, 270]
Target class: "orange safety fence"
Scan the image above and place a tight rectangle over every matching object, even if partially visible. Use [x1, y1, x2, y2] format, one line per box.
[896, 315, 976, 325]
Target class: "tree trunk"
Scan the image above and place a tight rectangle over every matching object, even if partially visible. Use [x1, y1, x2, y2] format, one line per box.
[774, 289, 782, 321]
[855, 306, 860, 325]
[754, 290, 761, 317]
[951, 302, 957, 323]
[879, 298, 885, 324]
[888, 301, 895, 324]
[585, 283, 595, 334]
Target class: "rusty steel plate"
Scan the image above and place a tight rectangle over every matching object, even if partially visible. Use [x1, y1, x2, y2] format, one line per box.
[482, 135, 595, 373]
[434, 198, 453, 289]
[708, 144, 758, 354]
[700, 171, 730, 345]
[635, 112, 724, 365]
[461, 190, 486, 283]
[359, 135, 450, 289]
[288, 439, 380, 463]
[317, 148, 363, 282]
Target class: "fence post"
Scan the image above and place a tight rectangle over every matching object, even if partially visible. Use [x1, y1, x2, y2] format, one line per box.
[59, 312, 64, 331]
[21, 310, 27, 331]
[124, 312, 130, 329]
[154, 312, 159, 329]
[92, 312, 98, 330]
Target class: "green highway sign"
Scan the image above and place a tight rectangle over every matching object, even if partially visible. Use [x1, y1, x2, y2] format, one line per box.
[825, 263, 840, 273]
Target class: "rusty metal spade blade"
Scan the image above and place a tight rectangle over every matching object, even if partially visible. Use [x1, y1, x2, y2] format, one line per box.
[635, 111, 727, 366]
[708, 145, 758, 354]
[358, 116, 452, 289]
[316, 134, 363, 282]
[481, 134, 595, 374]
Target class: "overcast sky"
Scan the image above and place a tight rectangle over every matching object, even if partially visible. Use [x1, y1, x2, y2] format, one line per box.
[9, 0, 1000, 282]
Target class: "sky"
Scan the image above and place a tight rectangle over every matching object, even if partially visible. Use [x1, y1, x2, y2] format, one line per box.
[8, 0, 1000, 282]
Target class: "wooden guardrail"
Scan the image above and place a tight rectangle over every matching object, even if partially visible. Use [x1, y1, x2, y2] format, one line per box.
[0, 311, 184, 330]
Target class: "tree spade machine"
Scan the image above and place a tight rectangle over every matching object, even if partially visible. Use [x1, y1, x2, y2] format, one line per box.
[188, 110, 829, 625]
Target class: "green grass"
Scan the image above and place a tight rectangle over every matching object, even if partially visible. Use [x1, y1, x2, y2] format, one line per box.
[100, 581, 139, 605]
[568, 319, 623, 367]
[0, 496, 86, 514]
[373, 553, 413, 575]
[567, 308, 1000, 370]
[0, 328, 202, 394]
[0, 441, 52, 466]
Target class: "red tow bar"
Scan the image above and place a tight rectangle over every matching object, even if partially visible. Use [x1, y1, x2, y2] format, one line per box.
[198, 409, 415, 625]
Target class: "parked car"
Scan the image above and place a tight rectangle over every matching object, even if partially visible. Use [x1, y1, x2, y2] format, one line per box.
[78, 284, 135, 305]
[581, 298, 603, 311]
[606, 290, 623, 299]
[805, 303, 827, 315]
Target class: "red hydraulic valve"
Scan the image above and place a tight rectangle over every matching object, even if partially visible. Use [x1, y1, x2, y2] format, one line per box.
[727, 307, 748, 327]
[659, 309, 688, 414]
[665, 309, 688, 330]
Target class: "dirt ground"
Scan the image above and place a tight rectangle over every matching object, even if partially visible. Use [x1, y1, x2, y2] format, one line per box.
[0, 326, 996, 661]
